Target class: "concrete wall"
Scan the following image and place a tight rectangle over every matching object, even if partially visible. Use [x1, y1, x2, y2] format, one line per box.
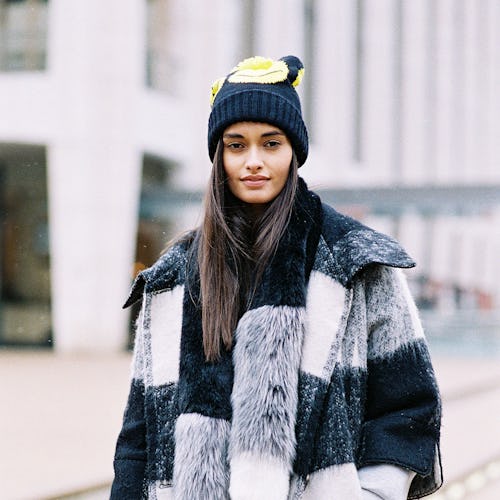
[0, 0, 499, 351]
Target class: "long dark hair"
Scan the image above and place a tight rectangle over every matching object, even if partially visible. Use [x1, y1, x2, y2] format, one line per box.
[197, 140, 299, 361]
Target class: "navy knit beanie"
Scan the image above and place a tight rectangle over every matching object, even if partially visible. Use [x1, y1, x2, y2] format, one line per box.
[208, 55, 309, 166]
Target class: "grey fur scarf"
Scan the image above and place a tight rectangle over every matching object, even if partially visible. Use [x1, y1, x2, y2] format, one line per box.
[173, 179, 323, 499]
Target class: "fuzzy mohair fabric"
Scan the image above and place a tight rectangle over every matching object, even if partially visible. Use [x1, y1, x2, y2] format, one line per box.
[111, 178, 442, 500]
[173, 413, 231, 499]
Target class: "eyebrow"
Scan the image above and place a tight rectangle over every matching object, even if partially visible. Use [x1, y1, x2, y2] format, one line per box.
[223, 130, 285, 139]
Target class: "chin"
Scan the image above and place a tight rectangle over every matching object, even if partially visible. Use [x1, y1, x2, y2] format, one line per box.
[242, 195, 273, 205]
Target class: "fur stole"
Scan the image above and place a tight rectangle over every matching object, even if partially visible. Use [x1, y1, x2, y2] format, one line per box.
[172, 179, 322, 499]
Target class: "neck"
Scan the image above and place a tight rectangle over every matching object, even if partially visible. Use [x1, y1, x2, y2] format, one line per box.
[245, 203, 268, 221]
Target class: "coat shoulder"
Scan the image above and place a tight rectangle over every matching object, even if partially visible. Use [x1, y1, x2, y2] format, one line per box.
[320, 203, 415, 286]
[123, 232, 195, 308]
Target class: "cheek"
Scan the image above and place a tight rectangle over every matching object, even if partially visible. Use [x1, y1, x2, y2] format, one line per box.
[276, 152, 292, 184]
[222, 154, 237, 179]
[276, 170, 289, 191]
[222, 159, 239, 197]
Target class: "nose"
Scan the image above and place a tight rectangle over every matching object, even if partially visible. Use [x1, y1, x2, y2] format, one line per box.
[245, 146, 264, 171]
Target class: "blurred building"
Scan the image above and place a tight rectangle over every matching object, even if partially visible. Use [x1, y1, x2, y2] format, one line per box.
[0, 0, 499, 351]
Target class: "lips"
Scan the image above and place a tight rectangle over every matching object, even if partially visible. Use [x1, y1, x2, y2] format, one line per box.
[241, 174, 269, 188]
[241, 175, 269, 181]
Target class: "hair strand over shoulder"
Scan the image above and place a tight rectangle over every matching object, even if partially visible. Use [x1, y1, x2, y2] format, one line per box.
[197, 140, 299, 361]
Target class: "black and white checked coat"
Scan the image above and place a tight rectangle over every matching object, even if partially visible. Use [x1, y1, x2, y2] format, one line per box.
[111, 203, 442, 500]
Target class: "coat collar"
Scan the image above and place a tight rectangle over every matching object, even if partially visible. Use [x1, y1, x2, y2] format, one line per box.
[319, 203, 415, 287]
[124, 199, 415, 308]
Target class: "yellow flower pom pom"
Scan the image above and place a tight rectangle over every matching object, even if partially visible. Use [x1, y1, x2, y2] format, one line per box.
[210, 77, 226, 106]
[228, 56, 289, 84]
[292, 67, 304, 88]
[231, 56, 273, 72]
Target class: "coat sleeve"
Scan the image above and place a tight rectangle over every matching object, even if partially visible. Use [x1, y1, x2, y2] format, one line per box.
[357, 265, 442, 499]
[110, 304, 148, 499]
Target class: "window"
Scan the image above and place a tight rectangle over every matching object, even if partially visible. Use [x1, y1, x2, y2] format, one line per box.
[134, 153, 177, 275]
[303, 0, 315, 137]
[0, 144, 51, 346]
[0, 0, 48, 72]
[353, 0, 365, 162]
[240, 0, 256, 58]
[128, 153, 179, 345]
[146, 0, 184, 94]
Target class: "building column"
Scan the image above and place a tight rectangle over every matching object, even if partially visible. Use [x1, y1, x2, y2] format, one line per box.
[401, 0, 428, 184]
[47, 0, 145, 351]
[309, 0, 356, 186]
[362, 0, 398, 184]
[253, 0, 305, 59]
[434, 0, 455, 184]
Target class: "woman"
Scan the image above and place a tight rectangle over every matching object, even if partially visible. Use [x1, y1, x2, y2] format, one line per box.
[111, 56, 442, 500]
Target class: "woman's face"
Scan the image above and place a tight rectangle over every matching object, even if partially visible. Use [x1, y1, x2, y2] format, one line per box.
[222, 122, 292, 210]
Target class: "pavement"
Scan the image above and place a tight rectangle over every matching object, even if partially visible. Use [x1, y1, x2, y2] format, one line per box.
[1, 349, 499, 500]
[0, 350, 130, 500]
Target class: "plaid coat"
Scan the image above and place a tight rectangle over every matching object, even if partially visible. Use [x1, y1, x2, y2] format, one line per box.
[111, 200, 442, 500]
